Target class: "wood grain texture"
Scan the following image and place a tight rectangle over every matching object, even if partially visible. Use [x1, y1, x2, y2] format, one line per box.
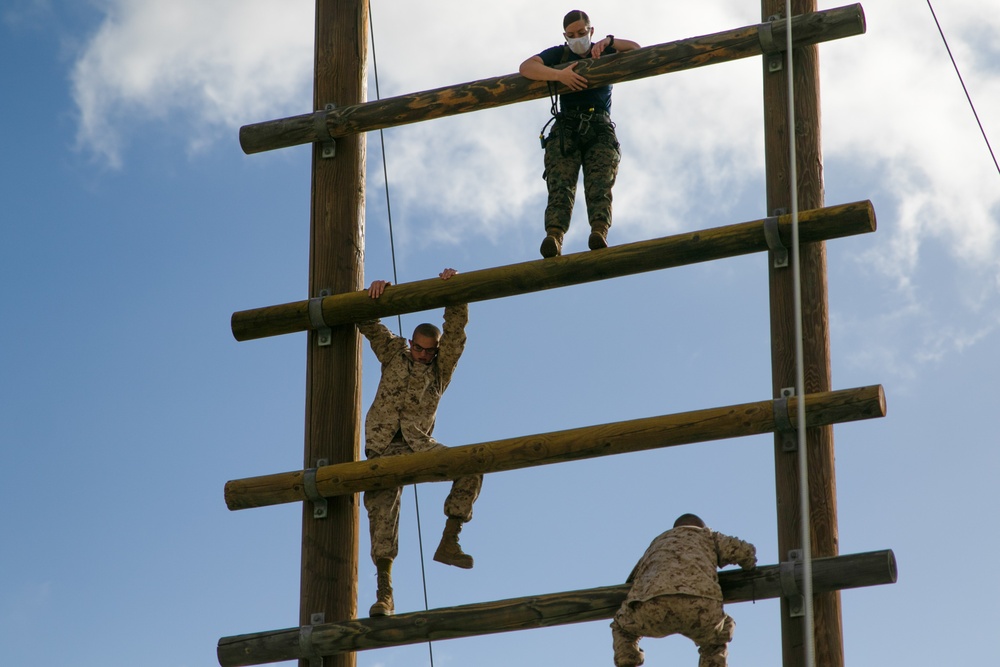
[297, 3, 366, 666]
[761, 0, 847, 664]
[231, 201, 876, 342]
[217, 549, 895, 666]
[239, 5, 865, 154]
[225, 385, 886, 511]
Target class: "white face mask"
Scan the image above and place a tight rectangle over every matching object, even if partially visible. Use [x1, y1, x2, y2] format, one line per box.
[567, 34, 591, 56]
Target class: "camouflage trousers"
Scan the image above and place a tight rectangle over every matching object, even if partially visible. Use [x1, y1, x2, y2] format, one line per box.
[611, 595, 734, 667]
[543, 116, 621, 235]
[364, 437, 483, 563]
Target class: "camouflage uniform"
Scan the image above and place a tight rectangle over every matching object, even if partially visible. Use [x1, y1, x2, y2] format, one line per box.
[358, 304, 482, 563]
[537, 43, 622, 239]
[543, 112, 621, 236]
[611, 525, 757, 667]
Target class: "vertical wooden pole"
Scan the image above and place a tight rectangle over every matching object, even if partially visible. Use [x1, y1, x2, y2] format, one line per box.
[761, 2, 843, 666]
[300, 2, 367, 667]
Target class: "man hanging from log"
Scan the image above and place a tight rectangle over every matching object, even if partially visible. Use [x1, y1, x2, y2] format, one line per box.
[358, 267, 482, 617]
[611, 514, 757, 667]
[519, 9, 639, 258]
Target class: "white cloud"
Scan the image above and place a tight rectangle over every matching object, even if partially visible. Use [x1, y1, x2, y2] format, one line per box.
[69, 0, 1000, 370]
[71, 0, 313, 167]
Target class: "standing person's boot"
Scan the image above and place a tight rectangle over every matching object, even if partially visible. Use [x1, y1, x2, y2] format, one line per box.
[433, 517, 474, 569]
[540, 227, 564, 258]
[588, 221, 610, 250]
[369, 557, 394, 616]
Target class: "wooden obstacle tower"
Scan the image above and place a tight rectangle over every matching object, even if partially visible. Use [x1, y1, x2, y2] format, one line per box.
[217, 3, 896, 666]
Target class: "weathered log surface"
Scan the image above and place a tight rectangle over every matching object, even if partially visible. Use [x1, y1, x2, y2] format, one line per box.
[224, 384, 885, 511]
[763, 0, 844, 663]
[239, 5, 865, 154]
[231, 200, 875, 342]
[297, 1, 366, 661]
[217, 549, 896, 666]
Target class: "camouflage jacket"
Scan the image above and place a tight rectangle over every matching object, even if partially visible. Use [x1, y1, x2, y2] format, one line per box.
[625, 525, 757, 602]
[358, 304, 468, 455]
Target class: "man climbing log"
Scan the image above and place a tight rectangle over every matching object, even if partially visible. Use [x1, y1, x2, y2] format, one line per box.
[358, 267, 482, 616]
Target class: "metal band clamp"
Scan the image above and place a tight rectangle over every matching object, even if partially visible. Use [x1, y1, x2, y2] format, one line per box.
[315, 103, 336, 159]
[764, 210, 789, 268]
[309, 289, 332, 347]
[303, 459, 329, 519]
[759, 15, 784, 72]
[779, 549, 804, 617]
[299, 613, 326, 666]
[773, 387, 797, 452]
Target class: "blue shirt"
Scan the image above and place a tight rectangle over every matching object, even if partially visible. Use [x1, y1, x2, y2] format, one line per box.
[538, 44, 616, 114]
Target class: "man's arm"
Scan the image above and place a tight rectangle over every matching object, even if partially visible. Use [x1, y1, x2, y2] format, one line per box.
[590, 36, 640, 59]
[358, 279, 402, 362]
[519, 54, 589, 92]
[715, 532, 757, 570]
[436, 268, 468, 387]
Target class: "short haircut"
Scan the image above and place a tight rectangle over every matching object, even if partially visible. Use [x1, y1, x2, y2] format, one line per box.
[673, 513, 707, 529]
[412, 323, 441, 340]
[563, 9, 590, 29]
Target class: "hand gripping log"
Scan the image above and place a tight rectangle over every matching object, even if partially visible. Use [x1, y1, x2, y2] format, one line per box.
[231, 201, 876, 342]
[238, 4, 865, 154]
[217, 549, 896, 666]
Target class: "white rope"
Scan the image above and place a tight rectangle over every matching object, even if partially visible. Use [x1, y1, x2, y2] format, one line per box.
[783, 3, 816, 666]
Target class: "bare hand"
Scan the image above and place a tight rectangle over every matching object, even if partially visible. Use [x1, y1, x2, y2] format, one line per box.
[558, 62, 588, 91]
[590, 37, 613, 58]
[439, 268, 458, 280]
[368, 279, 390, 298]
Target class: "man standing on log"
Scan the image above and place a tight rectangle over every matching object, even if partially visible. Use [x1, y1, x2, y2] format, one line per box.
[358, 267, 482, 617]
[519, 9, 639, 258]
[611, 514, 757, 667]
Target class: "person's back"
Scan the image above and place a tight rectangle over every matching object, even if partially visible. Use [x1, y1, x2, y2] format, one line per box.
[611, 514, 755, 667]
[627, 524, 754, 604]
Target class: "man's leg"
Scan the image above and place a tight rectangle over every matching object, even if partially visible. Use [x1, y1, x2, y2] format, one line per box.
[679, 597, 733, 667]
[363, 443, 408, 616]
[363, 484, 402, 615]
[433, 473, 483, 568]
[581, 128, 621, 250]
[610, 605, 646, 667]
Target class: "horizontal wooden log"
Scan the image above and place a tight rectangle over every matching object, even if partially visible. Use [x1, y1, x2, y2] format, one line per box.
[231, 200, 875, 342]
[224, 384, 885, 511]
[217, 548, 896, 666]
[239, 4, 865, 154]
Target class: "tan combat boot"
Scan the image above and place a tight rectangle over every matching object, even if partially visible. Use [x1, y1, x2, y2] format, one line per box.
[540, 227, 564, 258]
[433, 517, 474, 569]
[369, 557, 394, 616]
[588, 221, 610, 250]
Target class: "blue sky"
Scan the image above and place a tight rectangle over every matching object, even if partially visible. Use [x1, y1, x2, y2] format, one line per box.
[2, 1, 998, 666]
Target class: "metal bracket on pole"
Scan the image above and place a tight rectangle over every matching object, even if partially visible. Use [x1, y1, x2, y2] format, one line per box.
[774, 386, 797, 452]
[299, 612, 326, 666]
[761, 14, 784, 73]
[309, 289, 332, 347]
[779, 549, 805, 617]
[303, 459, 329, 519]
[315, 103, 336, 159]
[764, 208, 789, 268]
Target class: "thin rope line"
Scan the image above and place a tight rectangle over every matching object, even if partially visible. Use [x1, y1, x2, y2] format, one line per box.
[368, 4, 434, 666]
[925, 0, 1000, 177]
[784, 3, 816, 666]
